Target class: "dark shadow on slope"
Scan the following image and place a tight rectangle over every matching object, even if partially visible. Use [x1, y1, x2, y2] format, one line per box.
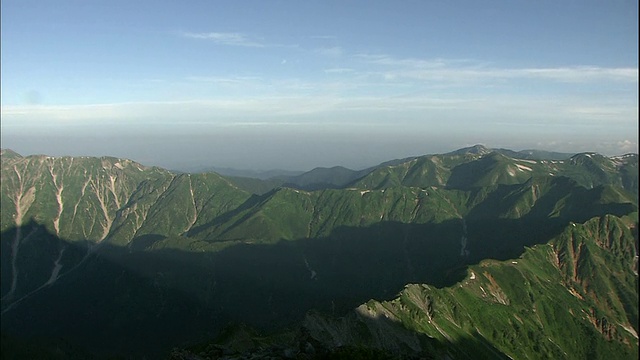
[298, 309, 512, 360]
[0, 219, 91, 304]
[1, 333, 97, 360]
[173, 310, 511, 359]
[462, 178, 637, 265]
[1, 223, 216, 359]
[1, 193, 636, 358]
[185, 191, 274, 238]
[445, 153, 505, 189]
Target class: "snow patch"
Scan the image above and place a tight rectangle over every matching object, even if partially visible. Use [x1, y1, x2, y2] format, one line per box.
[515, 164, 532, 171]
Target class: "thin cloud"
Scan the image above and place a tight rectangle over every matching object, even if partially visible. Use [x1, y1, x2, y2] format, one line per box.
[517, 67, 638, 82]
[356, 54, 638, 83]
[181, 32, 264, 47]
[310, 35, 337, 40]
[567, 106, 631, 118]
[2, 93, 636, 127]
[355, 54, 457, 68]
[387, 67, 638, 83]
[324, 68, 354, 74]
[315, 46, 343, 58]
[616, 140, 638, 153]
[186, 75, 262, 84]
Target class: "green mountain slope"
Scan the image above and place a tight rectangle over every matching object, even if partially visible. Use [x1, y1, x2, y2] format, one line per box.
[350, 149, 638, 200]
[1, 153, 251, 305]
[1, 147, 637, 359]
[1, 154, 169, 241]
[257, 156, 416, 191]
[301, 214, 638, 359]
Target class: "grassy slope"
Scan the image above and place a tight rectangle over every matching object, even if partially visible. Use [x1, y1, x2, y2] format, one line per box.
[304, 214, 638, 359]
[1, 149, 638, 358]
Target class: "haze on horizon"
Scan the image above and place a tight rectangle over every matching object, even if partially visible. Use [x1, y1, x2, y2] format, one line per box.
[1, 0, 638, 171]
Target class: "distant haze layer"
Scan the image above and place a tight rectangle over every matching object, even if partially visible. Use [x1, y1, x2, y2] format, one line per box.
[1, 122, 637, 171]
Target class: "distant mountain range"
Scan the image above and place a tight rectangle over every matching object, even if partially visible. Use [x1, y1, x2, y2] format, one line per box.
[1, 146, 637, 359]
[186, 145, 579, 192]
[186, 166, 304, 180]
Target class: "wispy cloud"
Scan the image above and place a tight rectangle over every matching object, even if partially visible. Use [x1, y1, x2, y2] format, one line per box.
[516, 67, 638, 82]
[180, 32, 264, 47]
[2, 92, 637, 162]
[309, 35, 336, 40]
[2, 93, 636, 127]
[186, 75, 262, 84]
[356, 54, 639, 83]
[315, 46, 343, 58]
[323, 68, 354, 74]
[567, 105, 635, 118]
[355, 54, 463, 68]
[615, 139, 639, 153]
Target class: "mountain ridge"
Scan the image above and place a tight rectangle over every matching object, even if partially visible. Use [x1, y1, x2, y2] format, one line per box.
[1, 146, 637, 359]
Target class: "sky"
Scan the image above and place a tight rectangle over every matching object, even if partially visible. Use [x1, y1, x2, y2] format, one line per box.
[1, 0, 638, 171]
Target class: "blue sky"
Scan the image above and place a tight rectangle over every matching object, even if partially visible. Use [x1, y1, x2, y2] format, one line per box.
[1, 0, 638, 170]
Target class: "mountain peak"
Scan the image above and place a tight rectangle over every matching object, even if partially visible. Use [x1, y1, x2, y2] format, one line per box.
[568, 152, 607, 165]
[447, 144, 491, 156]
[0, 149, 22, 159]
